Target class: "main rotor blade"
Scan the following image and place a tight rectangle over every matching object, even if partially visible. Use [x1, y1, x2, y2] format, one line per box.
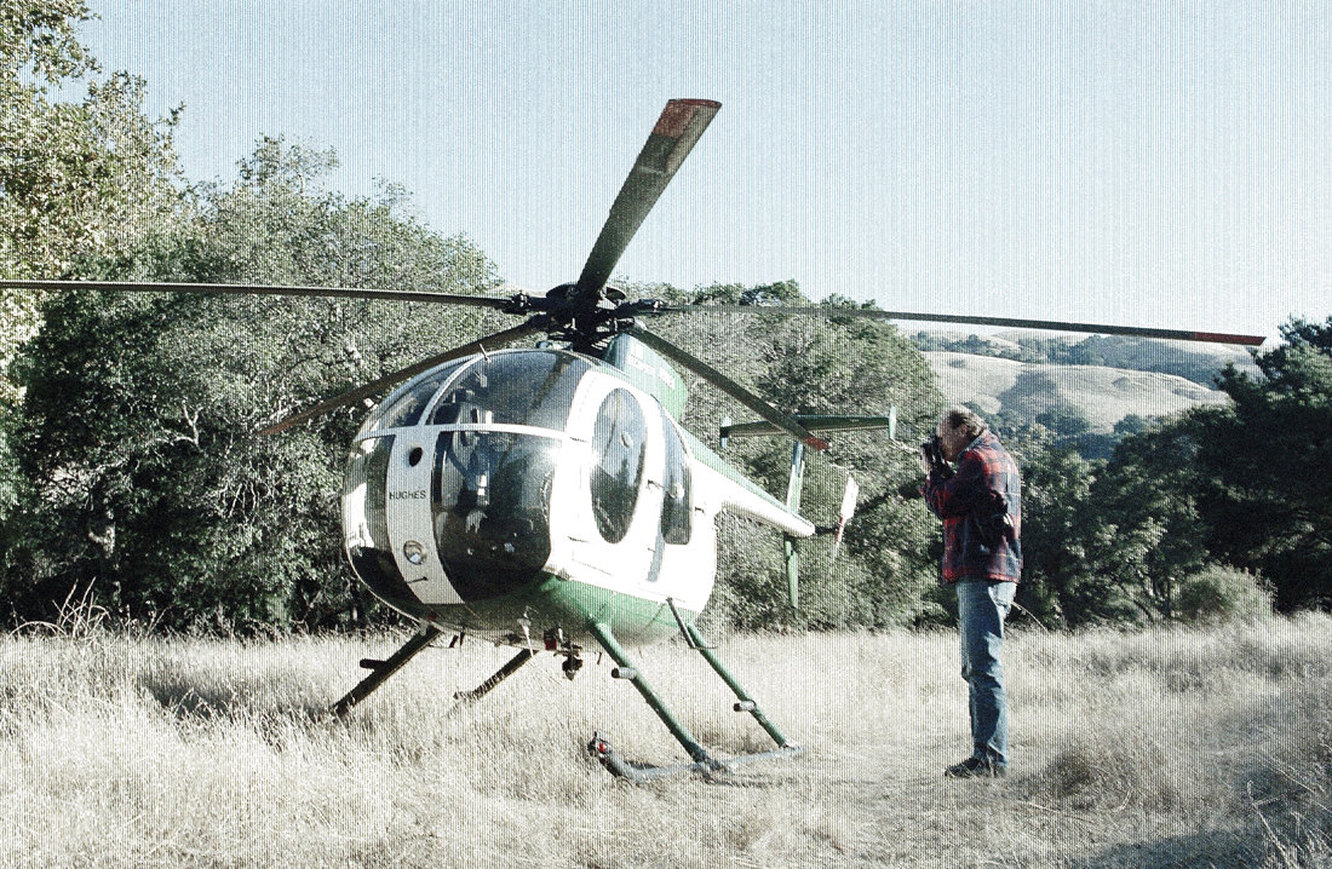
[576, 99, 721, 295]
[259, 318, 548, 435]
[660, 304, 1265, 347]
[624, 326, 829, 451]
[0, 279, 518, 309]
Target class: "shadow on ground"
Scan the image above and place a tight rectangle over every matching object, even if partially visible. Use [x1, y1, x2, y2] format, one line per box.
[138, 671, 329, 728]
[1068, 828, 1262, 869]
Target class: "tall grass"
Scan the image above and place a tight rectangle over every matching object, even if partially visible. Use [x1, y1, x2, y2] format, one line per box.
[0, 616, 1327, 867]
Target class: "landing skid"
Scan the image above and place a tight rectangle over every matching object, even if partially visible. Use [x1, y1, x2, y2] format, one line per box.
[585, 617, 804, 782]
[331, 617, 805, 784]
[587, 733, 804, 782]
[453, 647, 536, 702]
[331, 624, 540, 717]
[332, 625, 443, 717]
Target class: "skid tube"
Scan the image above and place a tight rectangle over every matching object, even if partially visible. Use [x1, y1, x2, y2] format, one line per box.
[332, 625, 443, 718]
[585, 620, 805, 782]
[454, 647, 536, 702]
[333, 624, 541, 718]
[587, 733, 805, 783]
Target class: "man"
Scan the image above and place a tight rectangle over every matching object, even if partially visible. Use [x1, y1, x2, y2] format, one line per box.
[920, 407, 1022, 779]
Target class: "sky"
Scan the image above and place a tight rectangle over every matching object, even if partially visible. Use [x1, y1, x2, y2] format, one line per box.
[73, 1, 1332, 344]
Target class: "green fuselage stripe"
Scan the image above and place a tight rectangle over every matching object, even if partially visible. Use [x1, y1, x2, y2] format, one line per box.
[406, 573, 698, 646]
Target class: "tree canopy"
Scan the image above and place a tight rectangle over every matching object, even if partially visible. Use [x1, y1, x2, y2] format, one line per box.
[1, 1, 182, 399]
[1194, 319, 1332, 610]
[5, 140, 500, 630]
[1009, 318, 1332, 626]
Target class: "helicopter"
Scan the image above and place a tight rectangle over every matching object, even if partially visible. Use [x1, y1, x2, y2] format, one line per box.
[0, 98, 1265, 781]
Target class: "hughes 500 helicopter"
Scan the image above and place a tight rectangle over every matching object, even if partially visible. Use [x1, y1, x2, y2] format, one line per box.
[2, 99, 1264, 781]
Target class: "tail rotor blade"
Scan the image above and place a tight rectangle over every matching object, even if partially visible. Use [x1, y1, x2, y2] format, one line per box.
[576, 99, 721, 295]
[624, 326, 829, 451]
[824, 476, 860, 584]
[260, 318, 548, 435]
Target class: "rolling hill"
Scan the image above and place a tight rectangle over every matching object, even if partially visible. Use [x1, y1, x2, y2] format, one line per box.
[924, 352, 1232, 433]
[917, 333, 1258, 434]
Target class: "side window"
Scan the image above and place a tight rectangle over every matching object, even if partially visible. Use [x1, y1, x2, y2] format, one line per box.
[342, 435, 411, 603]
[659, 408, 692, 545]
[590, 389, 646, 544]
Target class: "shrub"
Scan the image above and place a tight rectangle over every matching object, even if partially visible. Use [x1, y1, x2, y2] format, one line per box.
[1175, 565, 1272, 625]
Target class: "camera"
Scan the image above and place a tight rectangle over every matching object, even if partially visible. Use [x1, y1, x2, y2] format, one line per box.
[921, 435, 953, 478]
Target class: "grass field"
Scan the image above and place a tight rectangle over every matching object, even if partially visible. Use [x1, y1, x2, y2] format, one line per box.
[0, 615, 1329, 867]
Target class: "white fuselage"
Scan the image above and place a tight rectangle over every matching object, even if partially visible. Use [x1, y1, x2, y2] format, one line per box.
[341, 344, 812, 642]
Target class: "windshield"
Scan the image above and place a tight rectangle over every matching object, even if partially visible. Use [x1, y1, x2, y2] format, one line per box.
[432, 430, 557, 600]
[428, 350, 590, 430]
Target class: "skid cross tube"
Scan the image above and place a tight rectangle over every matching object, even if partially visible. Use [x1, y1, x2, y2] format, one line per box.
[454, 647, 537, 702]
[332, 625, 443, 717]
[665, 597, 709, 649]
[586, 620, 717, 769]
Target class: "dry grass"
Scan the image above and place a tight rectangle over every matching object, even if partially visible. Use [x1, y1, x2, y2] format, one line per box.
[0, 616, 1328, 867]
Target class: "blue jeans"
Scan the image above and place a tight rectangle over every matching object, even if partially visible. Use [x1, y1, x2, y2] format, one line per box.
[956, 579, 1016, 767]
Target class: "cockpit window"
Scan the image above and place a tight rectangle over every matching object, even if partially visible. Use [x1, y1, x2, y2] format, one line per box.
[428, 351, 589, 430]
[363, 360, 469, 433]
[590, 389, 646, 544]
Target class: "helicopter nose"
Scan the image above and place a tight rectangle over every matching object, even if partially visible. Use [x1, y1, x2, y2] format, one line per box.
[433, 429, 557, 602]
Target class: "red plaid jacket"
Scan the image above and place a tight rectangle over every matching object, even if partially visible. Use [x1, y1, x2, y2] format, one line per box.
[922, 431, 1022, 584]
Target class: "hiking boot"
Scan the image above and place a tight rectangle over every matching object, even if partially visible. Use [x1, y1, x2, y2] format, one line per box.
[944, 756, 1006, 779]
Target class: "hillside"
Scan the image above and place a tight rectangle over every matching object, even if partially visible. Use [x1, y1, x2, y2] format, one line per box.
[913, 330, 1260, 385]
[913, 329, 1261, 435]
[924, 351, 1233, 433]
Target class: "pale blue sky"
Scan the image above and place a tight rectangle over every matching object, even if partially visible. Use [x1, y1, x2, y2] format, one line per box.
[77, 1, 1330, 343]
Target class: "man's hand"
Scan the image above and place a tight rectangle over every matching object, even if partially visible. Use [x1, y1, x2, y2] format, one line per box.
[919, 436, 953, 478]
[917, 445, 934, 476]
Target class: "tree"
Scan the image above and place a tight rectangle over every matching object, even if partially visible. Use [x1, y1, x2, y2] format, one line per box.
[1, 2, 184, 590]
[1194, 318, 1332, 611]
[6, 140, 499, 630]
[1, 2, 183, 389]
[1082, 420, 1219, 622]
[1008, 430, 1099, 628]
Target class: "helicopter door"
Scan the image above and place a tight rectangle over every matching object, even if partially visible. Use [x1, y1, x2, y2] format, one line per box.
[553, 378, 663, 593]
[383, 434, 464, 606]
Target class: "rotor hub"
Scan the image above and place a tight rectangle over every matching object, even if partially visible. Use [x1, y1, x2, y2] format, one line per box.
[530, 283, 642, 352]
